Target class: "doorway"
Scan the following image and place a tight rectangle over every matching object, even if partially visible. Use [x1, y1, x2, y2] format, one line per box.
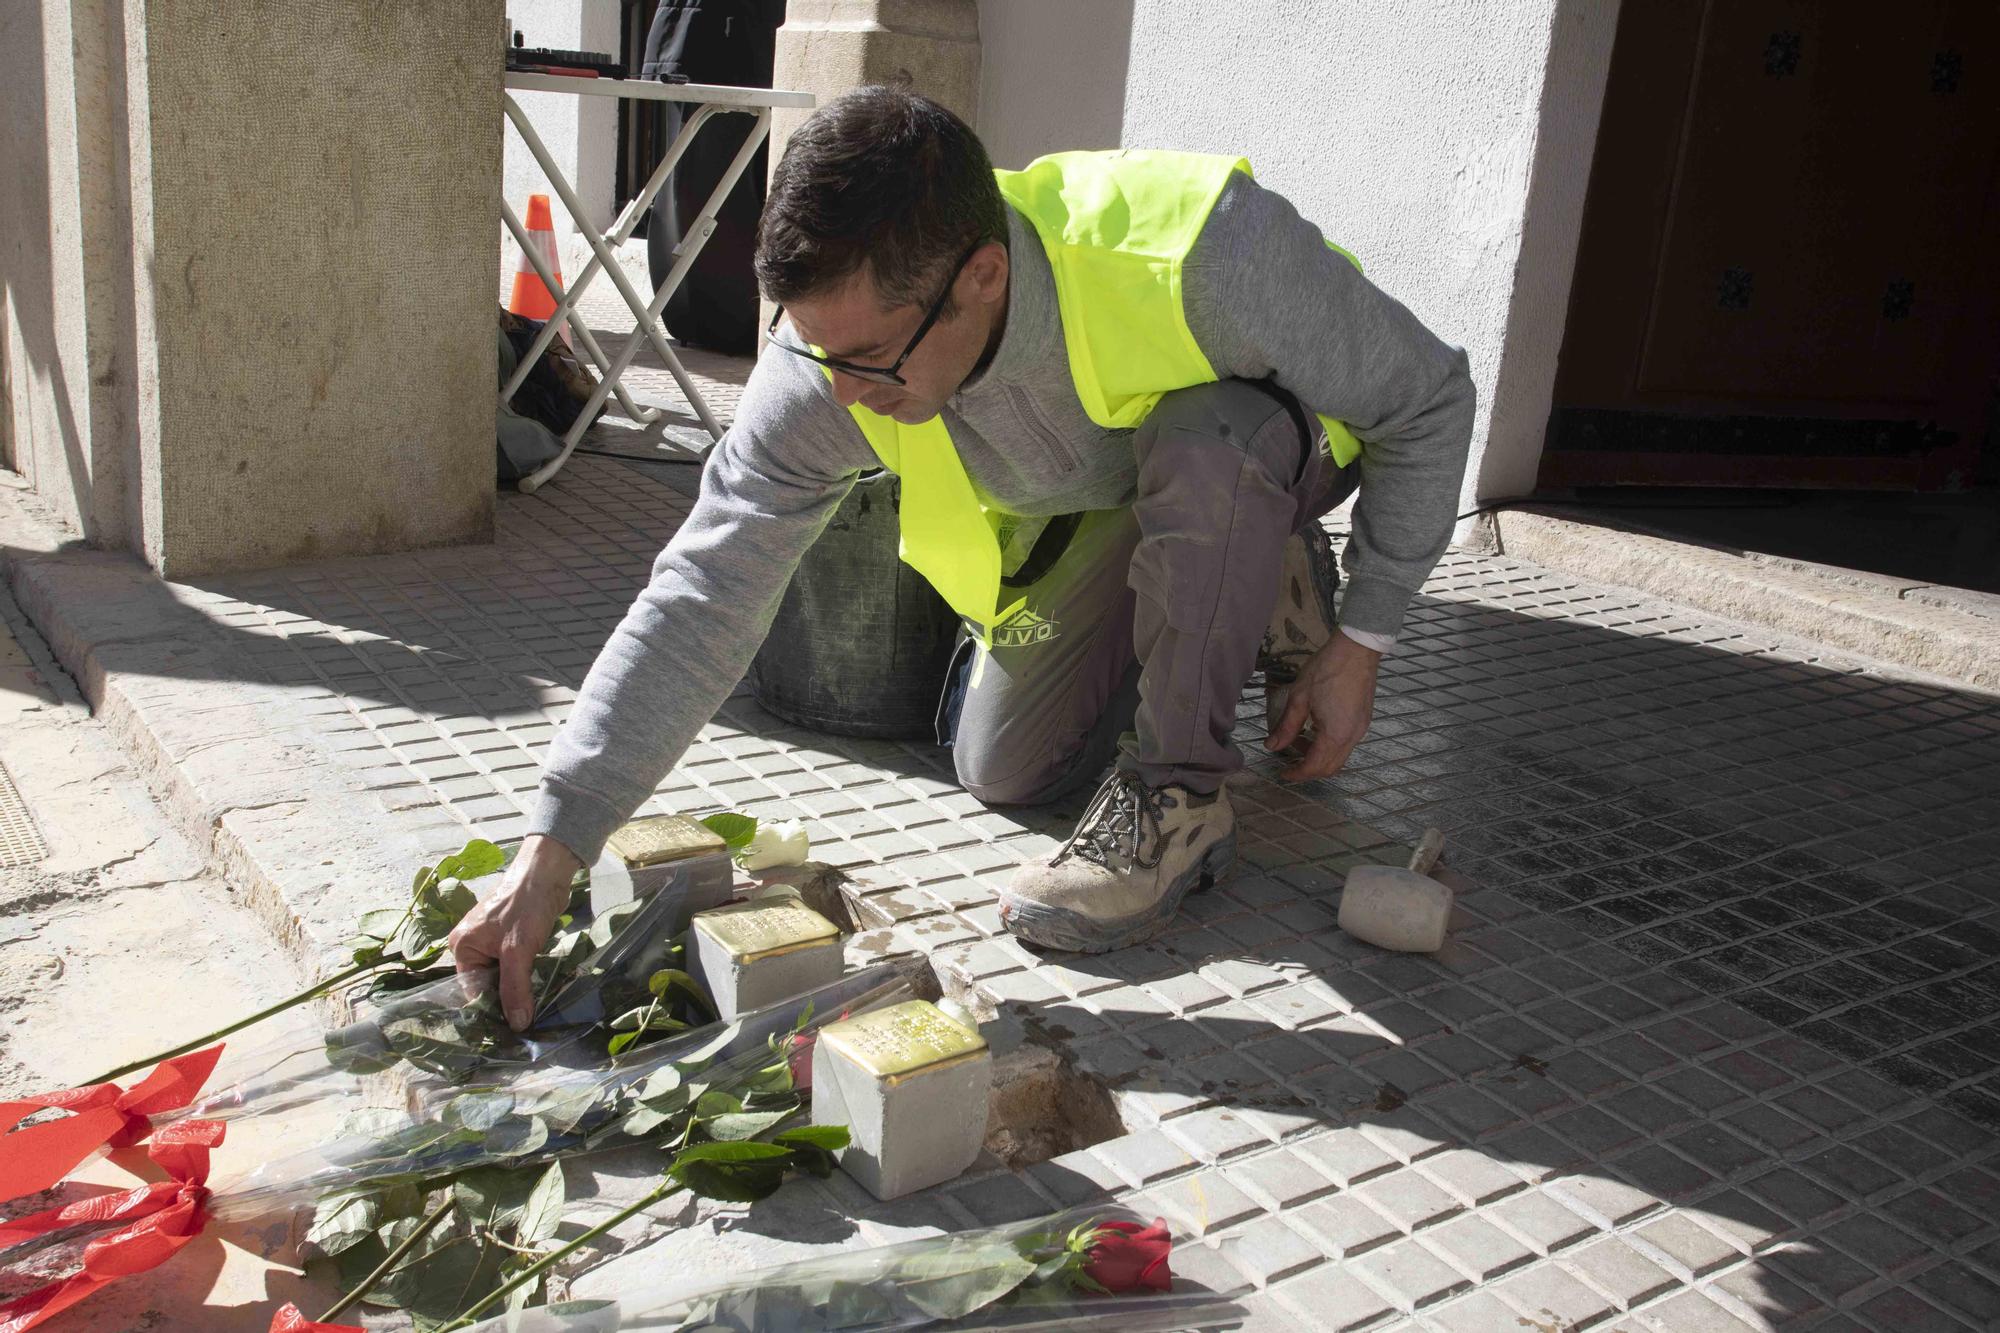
[1543, 0, 2000, 493]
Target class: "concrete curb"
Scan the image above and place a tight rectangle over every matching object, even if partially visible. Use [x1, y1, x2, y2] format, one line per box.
[1486, 506, 2000, 695]
[0, 489, 452, 979]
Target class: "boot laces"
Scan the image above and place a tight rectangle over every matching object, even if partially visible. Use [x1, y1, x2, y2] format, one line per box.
[1056, 772, 1175, 871]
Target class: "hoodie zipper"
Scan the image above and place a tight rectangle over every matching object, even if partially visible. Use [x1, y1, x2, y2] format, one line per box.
[1003, 384, 1081, 475]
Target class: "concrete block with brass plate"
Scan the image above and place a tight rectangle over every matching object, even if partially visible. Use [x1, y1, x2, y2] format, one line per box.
[810, 999, 992, 1200]
[590, 814, 732, 928]
[688, 898, 844, 1021]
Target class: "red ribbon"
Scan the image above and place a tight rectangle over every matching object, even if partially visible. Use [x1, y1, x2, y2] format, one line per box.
[0, 1118, 224, 1332]
[0, 1046, 225, 1206]
[267, 1303, 363, 1333]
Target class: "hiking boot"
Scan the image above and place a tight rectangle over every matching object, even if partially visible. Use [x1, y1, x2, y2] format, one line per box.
[1259, 527, 1340, 745]
[998, 771, 1236, 953]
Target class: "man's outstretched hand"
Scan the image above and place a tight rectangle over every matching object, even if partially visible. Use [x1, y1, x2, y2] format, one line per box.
[448, 833, 583, 1031]
[1265, 632, 1381, 782]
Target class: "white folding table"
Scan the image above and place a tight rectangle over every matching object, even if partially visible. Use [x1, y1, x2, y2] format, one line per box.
[499, 71, 814, 494]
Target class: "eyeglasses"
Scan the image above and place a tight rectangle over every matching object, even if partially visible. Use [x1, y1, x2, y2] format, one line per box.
[765, 246, 979, 387]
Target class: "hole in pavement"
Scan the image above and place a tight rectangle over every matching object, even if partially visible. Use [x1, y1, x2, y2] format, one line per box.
[981, 1011, 1127, 1169]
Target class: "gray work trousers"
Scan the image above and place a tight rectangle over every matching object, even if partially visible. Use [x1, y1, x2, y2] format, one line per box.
[940, 379, 1357, 805]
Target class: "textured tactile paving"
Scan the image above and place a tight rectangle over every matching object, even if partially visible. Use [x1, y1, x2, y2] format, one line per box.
[169, 367, 1998, 1330]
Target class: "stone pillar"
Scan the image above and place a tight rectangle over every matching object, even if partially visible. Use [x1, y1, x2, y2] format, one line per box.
[764, 0, 979, 328]
[770, 0, 981, 186]
[130, 0, 502, 576]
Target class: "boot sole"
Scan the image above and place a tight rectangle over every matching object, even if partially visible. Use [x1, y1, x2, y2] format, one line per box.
[998, 831, 1238, 955]
[1256, 528, 1342, 680]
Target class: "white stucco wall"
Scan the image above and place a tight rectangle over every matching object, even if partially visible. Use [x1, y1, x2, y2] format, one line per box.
[975, 0, 1620, 516]
[504, 0, 621, 249]
[0, 0, 142, 545]
[975, 0, 1129, 169]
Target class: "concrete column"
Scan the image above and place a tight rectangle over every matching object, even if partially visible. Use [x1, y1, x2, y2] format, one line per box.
[0, 0, 146, 547]
[770, 0, 981, 176]
[130, 0, 503, 576]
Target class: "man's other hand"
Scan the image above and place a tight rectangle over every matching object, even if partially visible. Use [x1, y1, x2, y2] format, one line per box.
[1265, 632, 1380, 782]
[447, 833, 582, 1031]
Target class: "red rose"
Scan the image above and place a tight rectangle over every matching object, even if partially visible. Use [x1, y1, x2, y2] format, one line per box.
[787, 1033, 816, 1090]
[268, 1303, 363, 1333]
[1083, 1217, 1174, 1293]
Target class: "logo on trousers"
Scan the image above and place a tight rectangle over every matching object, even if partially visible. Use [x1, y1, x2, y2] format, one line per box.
[992, 606, 1060, 648]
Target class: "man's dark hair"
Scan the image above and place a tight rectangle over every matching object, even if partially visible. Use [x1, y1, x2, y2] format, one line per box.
[756, 85, 1006, 312]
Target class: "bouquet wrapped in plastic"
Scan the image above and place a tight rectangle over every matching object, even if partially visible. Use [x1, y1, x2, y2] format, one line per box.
[454, 1206, 1242, 1332]
[0, 831, 915, 1332]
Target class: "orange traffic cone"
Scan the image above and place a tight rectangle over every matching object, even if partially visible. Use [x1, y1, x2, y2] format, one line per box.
[508, 194, 568, 342]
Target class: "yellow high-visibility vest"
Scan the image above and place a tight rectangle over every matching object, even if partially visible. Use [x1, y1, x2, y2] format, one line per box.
[835, 150, 1365, 640]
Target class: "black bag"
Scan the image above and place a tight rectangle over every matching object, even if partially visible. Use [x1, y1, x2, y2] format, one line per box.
[642, 0, 785, 355]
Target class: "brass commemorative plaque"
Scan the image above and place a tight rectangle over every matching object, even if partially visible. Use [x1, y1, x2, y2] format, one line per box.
[819, 1000, 988, 1084]
[606, 814, 727, 868]
[693, 900, 840, 964]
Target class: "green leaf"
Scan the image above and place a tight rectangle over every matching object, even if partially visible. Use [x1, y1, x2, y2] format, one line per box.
[436, 838, 507, 883]
[892, 1242, 1039, 1321]
[529, 1085, 601, 1136]
[772, 1123, 847, 1177]
[587, 900, 644, 948]
[333, 1230, 398, 1306]
[356, 907, 407, 938]
[774, 1124, 850, 1151]
[618, 1104, 674, 1139]
[646, 968, 701, 999]
[517, 1164, 565, 1246]
[390, 910, 444, 964]
[636, 1065, 683, 1103]
[703, 1107, 795, 1141]
[431, 877, 478, 926]
[668, 1139, 794, 1203]
[452, 1169, 555, 1234]
[444, 1091, 516, 1133]
[305, 1190, 382, 1257]
[486, 1114, 551, 1158]
[698, 812, 759, 853]
[607, 1030, 640, 1057]
[692, 1090, 743, 1121]
[379, 1228, 508, 1323]
[323, 1022, 395, 1076]
[826, 1280, 896, 1326]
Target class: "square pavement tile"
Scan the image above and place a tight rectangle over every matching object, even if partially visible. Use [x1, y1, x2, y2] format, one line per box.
[1565, 1236, 1678, 1309]
[1289, 1193, 1404, 1260]
[1269, 1261, 1396, 1330]
[1350, 1236, 1472, 1311]
[1636, 1289, 1768, 1332]
[1354, 1168, 1465, 1233]
[1488, 1188, 1601, 1256]
[1220, 1214, 1328, 1287]
[1493, 1259, 1618, 1330]
[1424, 1213, 1537, 1282]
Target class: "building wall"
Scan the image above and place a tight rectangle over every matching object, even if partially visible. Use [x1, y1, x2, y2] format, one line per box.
[0, 0, 142, 546]
[504, 0, 622, 250]
[975, 0, 1620, 515]
[135, 0, 502, 574]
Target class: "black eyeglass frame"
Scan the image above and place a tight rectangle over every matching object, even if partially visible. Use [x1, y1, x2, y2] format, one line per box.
[764, 245, 982, 387]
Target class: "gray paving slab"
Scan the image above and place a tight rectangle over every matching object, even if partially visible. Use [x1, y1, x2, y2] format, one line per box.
[2, 350, 1998, 1327]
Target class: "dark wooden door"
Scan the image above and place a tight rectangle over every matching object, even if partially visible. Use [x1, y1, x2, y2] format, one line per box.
[1546, 0, 2000, 490]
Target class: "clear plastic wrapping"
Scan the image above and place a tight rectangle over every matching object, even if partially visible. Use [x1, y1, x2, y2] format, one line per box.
[209, 960, 916, 1220]
[456, 1206, 1246, 1332]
